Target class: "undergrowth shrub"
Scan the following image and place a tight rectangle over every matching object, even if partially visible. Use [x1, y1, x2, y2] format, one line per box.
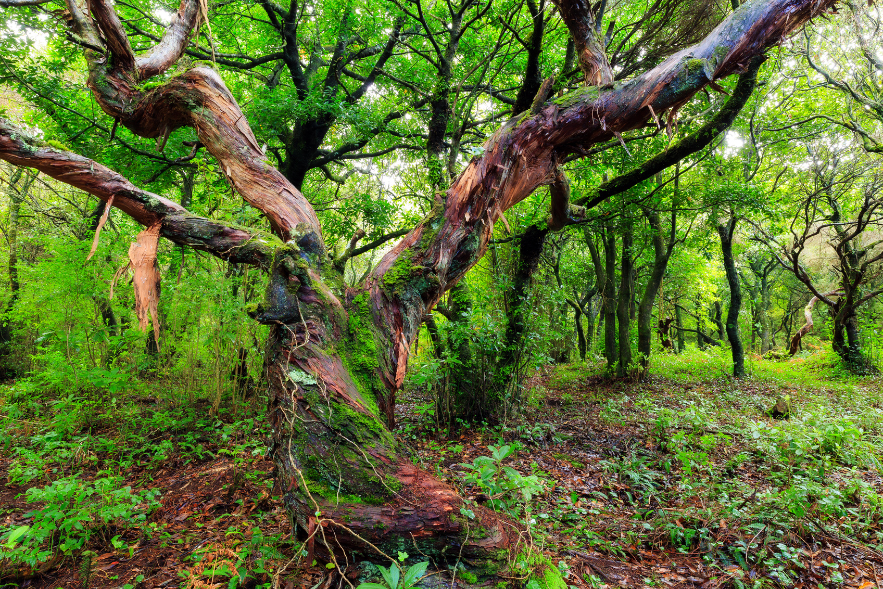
[459, 444, 546, 517]
[0, 475, 160, 569]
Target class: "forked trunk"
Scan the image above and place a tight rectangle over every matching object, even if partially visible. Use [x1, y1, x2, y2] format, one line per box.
[617, 222, 633, 377]
[0, 0, 842, 574]
[255, 256, 519, 565]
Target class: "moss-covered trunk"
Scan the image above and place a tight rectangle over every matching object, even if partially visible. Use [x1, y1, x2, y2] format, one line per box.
[0, 0, 842, 573]
[252, 245, 518, 565]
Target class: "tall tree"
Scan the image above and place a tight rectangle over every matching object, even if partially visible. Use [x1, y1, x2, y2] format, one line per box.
[717, 213, 746, 377]
[0, 0, 842, 571]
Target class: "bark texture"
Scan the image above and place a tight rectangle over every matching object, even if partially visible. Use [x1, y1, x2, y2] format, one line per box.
[717, 216, 745, 378]
[0, 0, 843, 568]
[789, 292, 841, 355]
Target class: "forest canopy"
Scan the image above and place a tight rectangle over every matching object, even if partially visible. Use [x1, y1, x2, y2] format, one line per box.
[0, 0, 882, 585]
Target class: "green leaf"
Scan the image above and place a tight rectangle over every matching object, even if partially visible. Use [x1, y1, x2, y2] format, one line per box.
[377, 563, 400, 589]
[5, 525, 30, 548]
[401, 561, 429, 588]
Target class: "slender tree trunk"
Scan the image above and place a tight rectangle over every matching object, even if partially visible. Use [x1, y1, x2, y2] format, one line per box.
[575, 306, 586, 361]
[617, 221, 633, 377]
[717, 216, 745, 377]
[512, 0, 546, 115]
[585, 298, 597, 354]
[637, 210, 674, 370]
[712, 301, 725, 340]
[0, 167, 25, 375]
[760, 276, 772, 354]
[675, 303, 685, 353]
[602, 230, 619, 371]
[501, 225, 548, 373]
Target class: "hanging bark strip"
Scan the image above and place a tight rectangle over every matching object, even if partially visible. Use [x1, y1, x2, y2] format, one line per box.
[86, 195, 114, 261]
[789, 291, 843, 356]
[129, 224, 163, 345]
[0, 0, 845, 570]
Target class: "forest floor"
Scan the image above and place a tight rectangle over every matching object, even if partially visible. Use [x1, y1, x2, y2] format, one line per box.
[1, 346, 882, 588]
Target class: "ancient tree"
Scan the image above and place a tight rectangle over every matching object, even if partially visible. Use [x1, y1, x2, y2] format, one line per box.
[0, 0, 841, 571]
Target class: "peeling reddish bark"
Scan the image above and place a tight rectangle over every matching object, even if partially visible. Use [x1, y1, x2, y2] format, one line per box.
[789, 291, 842, 356]
[0, 0, 842, 570]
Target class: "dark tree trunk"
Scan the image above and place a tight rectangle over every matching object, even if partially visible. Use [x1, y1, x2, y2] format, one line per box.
[501, 225, 548, 373]
[717, 216, 745, 378]
[0, 0, 838, 569]
[585, 297, 597, 354]
[637, 209, 675, 370]
[511, 0, 547, 115]
[617, 221, 633, 377]
[601, 229, 619, 371]
[712, 301, 725, 340]
[575, 306, 586, 360]
[759, 277, 772, 354]
[675, 303, 685, 353]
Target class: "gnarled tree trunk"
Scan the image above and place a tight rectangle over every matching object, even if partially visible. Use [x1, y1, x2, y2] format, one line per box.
[0, 0, 841, 572]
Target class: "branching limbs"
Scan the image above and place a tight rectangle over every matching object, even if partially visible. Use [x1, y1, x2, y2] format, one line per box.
[62, 0, 321, 244]
[0, 118, 275, 267]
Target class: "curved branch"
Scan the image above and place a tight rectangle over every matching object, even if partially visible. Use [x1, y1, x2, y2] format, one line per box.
[0, 117, 275, 267]
[87, 66, 319, 243]
[334, 227, 411, 271]
[64, 0, 319, 244]
[789, 291, 843, 355]
[574, 56, 763, 208]
[367, 0, 838, 398]
[137, 0, 205, 79]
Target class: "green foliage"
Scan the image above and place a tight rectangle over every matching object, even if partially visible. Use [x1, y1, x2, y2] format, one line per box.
[460, 444, 546, 517]
[358, 560, 429, 589]
[0, 475, 160, 568]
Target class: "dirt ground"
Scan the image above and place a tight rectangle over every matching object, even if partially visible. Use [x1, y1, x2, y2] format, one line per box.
[2, 366, 883, 588]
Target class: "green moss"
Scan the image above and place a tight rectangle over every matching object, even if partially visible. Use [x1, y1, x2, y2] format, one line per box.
[458, 571, 478, 584]
[516, 552, 567, 589]
[137, 79, 166, 93]
[382, 249, 415, 294]
[552, 85, 600, 109]
[46, 139, 70, 152]
[339, 294, 384, 418]
[301, 474, 369, 505]
[383, 475, 403, 493]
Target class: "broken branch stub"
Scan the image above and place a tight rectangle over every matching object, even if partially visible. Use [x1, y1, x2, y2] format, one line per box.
[129, 224, 162, 345]
[87, 195, 114, 261]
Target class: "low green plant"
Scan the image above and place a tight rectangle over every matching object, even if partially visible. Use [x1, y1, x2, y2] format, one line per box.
[460, 444, 546, 516]
[358, 560, 429, 589]
[599, 452, 659, 496]
[0, 475, 160, 568]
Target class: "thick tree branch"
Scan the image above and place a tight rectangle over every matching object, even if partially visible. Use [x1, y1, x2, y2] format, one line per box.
[574, 56, 763, 208]
[0, 0, 52, 5]
[368, 0, 837, 399]
[0, 117, 275, 267]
